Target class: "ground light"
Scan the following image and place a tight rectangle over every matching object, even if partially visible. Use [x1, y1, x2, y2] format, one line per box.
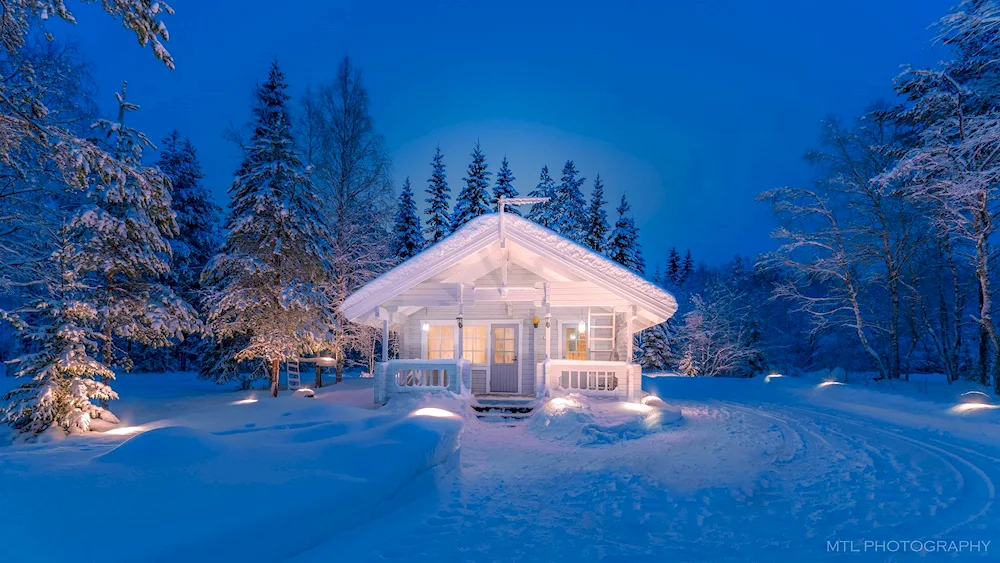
[411, 407, 457, 418]
[230, 398, 258, 405]
[102, 425, 147, 436]
[950, 403, 1000, 413]
[765, 373, 784, 383]
[817, 381, 844, 388]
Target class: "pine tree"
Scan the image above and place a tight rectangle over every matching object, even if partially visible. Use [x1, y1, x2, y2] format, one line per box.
[392, 177, 425, 260]
[492, 156, 520, 215]
[651, 264, 662, 286]
[667, 247, 681, 285]
[551, 160, 588, 242]
[583, 174, 610, 253]
[74, 83, 202, 381]
[608, 193, 645, 274]
[526, 165, 558, 227]
[202, 61, 336, 398]
[680, 250, 694, 285]
[452, 141, 492, 228]
[424, 146, 452, 243]
[1, 227, 119, 438]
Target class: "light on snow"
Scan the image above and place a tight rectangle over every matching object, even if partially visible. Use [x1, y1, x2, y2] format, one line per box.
[817, 381, 844, 388]
[620, 402, 653, 413]
[231, 398, 258, 405]
[103, 425, 146, 436]
[411, 407, 457, 418]
[549, 397, 579, 410]
[950, 402, 1000, 413]
[765, 373, 784, 383]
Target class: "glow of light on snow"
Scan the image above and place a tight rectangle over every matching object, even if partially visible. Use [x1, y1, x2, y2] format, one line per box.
[411, 407, 457, 418]
[817, 381, 844, 388]
[961, 391, 992, 400]
[421, 322, 430, 332]
[950, 402, 1000, 413]
[620, 402, 653, 413]
[640, 395, 660, 404]
[231, 398, 258, 405]
[765, 374, 784, 382]
[549, 397, 579, 410]
[103, 425, 146, 436]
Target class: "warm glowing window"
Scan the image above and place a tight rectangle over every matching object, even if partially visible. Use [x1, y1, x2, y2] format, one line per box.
[564, 326, 587, 360]
[426, 325, 455, 359]
[493, 326, 516, 363]
[463, 325, 487, 364]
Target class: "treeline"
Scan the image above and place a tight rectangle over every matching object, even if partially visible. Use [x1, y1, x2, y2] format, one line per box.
[644, 0, 1000, 392]
[392, 147, 646, 274]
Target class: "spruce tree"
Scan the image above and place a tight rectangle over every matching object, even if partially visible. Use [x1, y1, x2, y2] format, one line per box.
[680, 250, 694, 285]
[583, 174, 610, 253]
[492, 156, 520, 215]
[526, 165, 558, 227]
[424, 146, 452, 243]
[155, 131, 221, 372]
[392, 177, 425, 260]
[667, 247, 681, 285]
[640, 324, 671, 370]
[202, 61, 336, 398]
[609, 193, 645, 274]
[452, 141, 492, 228]
[1, 227, 119, 438]
[552, 160, 588, 242]
[74, 83, 202, 382]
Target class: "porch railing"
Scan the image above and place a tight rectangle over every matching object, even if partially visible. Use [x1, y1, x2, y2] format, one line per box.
[374, 359, 469, 405]
[537, 359, 642, 402]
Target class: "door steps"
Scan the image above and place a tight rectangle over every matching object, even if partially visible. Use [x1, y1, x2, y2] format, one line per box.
[470, 397, 539, 425]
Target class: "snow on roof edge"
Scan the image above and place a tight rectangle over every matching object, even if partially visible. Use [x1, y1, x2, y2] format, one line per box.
[342, 213, 677, 322]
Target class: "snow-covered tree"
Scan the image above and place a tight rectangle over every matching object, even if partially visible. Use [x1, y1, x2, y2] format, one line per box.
[73, 83, 201, 390]
[300, 56, 396, 383]
[202, 61, 336, 397]
[608, 193, 645, 274]
[526, 165, 558, 227]
[1, 227, 119, 438]
[154, 131, 221, 372]
[639, 323, 671, 370]
[492, 156, 520, 214]
[676, 287, 760, 377]
[453, 142, 492, 228]
[680, 250, 694, 286]
[551, 160, 588, 242]
[392, 177, 425, 260]
[583, 174, 610, 253]
[424, 146, 452, 243]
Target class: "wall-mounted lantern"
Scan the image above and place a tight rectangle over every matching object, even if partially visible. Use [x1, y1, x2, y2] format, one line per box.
[457, 316, 464, 329]
[532, 316, 540, 328]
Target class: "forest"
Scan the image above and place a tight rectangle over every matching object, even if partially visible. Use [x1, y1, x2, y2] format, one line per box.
[2, 0, 1000, 439]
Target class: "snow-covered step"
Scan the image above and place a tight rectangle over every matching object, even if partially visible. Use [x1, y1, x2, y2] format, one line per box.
[470, 397, 539, 425]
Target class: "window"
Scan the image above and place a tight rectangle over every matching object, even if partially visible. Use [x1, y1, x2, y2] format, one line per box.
[493, 326, 516, 364]
[564, 326, 588, 360]
[463, 325, 487, 364]
[426, 325, 455, 359]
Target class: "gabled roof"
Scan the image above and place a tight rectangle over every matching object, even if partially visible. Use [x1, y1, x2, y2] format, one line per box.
[342, 213, 677, 324]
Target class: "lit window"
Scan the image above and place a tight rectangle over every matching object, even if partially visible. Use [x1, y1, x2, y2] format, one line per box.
[463, 325, 487, 364]
[564, 326, 587, 360]
[426, 325, 455, 359]
[494, 326, 516, 363]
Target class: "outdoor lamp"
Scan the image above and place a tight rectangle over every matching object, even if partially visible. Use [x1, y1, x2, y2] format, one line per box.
[532, 316, 540, 328]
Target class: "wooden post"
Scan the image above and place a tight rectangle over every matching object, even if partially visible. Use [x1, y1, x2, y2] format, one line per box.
[315, 364, 322, 388]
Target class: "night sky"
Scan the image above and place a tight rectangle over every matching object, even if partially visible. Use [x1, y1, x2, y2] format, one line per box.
[63, 0, 951, 265]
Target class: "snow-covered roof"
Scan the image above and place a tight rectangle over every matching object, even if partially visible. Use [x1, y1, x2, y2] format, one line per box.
[342, 213, 677, 326]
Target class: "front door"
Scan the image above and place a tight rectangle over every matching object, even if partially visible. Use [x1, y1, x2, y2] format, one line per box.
[490, 324, 519, 393]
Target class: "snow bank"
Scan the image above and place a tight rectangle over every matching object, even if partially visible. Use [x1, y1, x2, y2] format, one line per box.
[529, 394, 682, 445]
[0, 382, 464, 563]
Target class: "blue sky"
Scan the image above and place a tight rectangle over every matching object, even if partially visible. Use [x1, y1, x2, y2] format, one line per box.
[62, 0, 951, 265]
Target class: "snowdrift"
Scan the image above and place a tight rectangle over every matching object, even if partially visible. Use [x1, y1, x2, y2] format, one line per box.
[529, 393, 682, 445]
[0, 393, 464, 563]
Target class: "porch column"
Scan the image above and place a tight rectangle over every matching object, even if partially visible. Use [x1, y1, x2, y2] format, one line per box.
[625, 305, 635, 361]
[382, 319, 390, 362]
[457, 285, 465, 360]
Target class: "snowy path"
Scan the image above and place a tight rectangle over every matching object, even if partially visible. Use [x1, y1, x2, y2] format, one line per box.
[296, 380, 1000, 562]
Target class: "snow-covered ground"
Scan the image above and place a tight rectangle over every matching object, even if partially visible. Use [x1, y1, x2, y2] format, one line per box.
[1, 371, 998, 562]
